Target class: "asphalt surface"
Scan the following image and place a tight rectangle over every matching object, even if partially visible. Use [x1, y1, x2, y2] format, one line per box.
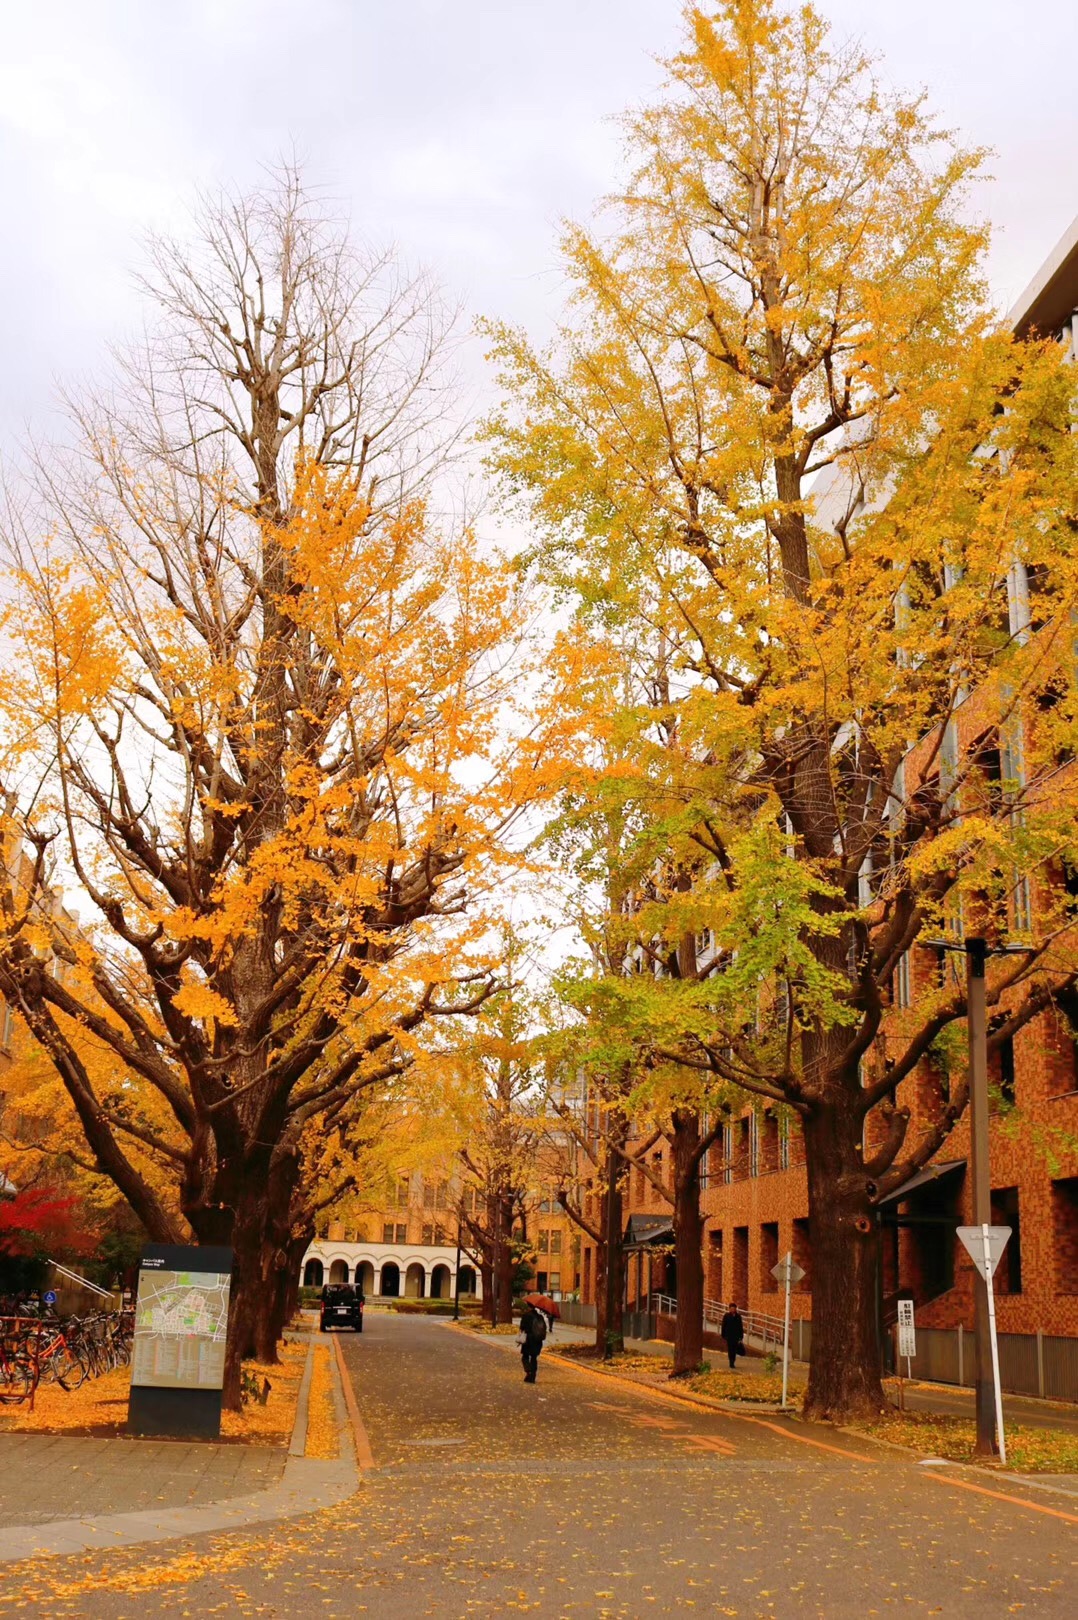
[1, 1312, 1075, 1617]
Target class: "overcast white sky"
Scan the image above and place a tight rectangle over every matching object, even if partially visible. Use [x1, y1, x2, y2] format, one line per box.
[2, 0, 1076, 450]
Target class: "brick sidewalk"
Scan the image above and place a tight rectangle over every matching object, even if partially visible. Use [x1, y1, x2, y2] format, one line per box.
[0, 1432, 285, 1528]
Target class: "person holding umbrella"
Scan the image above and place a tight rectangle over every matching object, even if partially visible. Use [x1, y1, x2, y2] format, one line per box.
[518, 1292, 558, 1383]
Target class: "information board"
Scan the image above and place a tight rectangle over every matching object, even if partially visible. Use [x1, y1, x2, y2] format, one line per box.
[128, 1244, 233, 1439]
[132, 1264, 231, 1390]
[897, 1297, 916, 1361]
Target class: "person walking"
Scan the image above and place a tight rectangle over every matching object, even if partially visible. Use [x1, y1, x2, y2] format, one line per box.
[720, 1301, 744, 1370]
[518, 1300, 549, 1383]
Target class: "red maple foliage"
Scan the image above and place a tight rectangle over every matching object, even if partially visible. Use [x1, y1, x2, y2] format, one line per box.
[0, 1184, 100, 1259]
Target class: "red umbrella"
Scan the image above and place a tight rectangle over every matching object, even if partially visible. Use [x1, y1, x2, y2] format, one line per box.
[523, 1292, 561, 1318]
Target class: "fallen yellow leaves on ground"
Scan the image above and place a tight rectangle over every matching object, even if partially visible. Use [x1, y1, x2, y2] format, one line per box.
[303, 1344, 339, 1459]
[0, 1338, 306, 1445]
[221, 1339, 307, 1446]
[460, 1321, 519, 1336]
[853, 1409, 1078, 1472]
[688, 1367, 807, 1404]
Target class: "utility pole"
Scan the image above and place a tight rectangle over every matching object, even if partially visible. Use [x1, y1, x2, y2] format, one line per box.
[965, 937, 996, 1458]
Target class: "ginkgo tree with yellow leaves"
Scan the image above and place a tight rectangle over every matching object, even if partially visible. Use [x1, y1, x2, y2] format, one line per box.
[486, 1, 1078, 1419]
[0, 173, 560, 1406]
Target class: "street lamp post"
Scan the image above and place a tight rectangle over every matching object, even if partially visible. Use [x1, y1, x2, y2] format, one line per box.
[964, 937, 996, 1458]
[453, 1207, 463, 1322]
[928, 933, 1030, 1458]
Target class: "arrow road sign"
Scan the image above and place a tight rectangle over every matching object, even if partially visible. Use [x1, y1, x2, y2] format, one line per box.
[956, 1225, 1011, 1277]
[771, 1256, 805, 1286]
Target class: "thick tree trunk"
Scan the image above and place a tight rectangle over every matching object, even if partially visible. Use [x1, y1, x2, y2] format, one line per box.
[480, 1259, 495, 1323]
[671, 1110, 705, 1377]
[802, 1098, 885, 1420]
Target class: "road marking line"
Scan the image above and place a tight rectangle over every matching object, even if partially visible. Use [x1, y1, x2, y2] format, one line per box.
[925, 1471, 1078, 1525]
[542, 1351, 874, 1462]
[331, 1332, 377, 1472]
[737, 1416, 875, 1463]
[683, 1434, 737, 1456]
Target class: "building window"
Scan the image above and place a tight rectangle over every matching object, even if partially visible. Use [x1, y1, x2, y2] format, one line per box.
[990, 1187, 1022, 1294]
[422, 1224, 434, 1245]
[549, 1229, 562, 1256]
[395, 1179, 409, 1209]
[382, 1222, 395, 1244]
[760, 1222, 779, 1291]
[792, 1218, 812, 1292]
[749, 1115, 759, 1178]
[722, 1124, 734, 1184]
[548, 1271, 561, 1291]
[895, 950, 911, 1011]
[1051, 1179, 1078, 1294]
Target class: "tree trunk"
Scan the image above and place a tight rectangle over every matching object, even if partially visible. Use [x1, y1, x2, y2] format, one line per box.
[671, 1110, 705, 1377]
[802, 1098, 885, 1420]
[601, 1142, 626, 1360]
[480, 1259, 495, 1323]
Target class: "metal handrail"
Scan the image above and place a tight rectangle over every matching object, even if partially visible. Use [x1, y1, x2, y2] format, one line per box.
[649, 1293, 787, 1353]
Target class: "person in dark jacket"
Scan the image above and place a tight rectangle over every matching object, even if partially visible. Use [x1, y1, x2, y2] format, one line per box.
[720, 1302, 744, 1370]
[518, 1301, 548, 1383]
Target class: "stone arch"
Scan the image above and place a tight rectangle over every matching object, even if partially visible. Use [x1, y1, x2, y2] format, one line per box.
[355, 1260, 375, 1295]
[380, 1261, 400, 1297]
[429, 1263, 451, 1299]
[303, 1258, 324, 1288]
[404, 1261, 426, 1298]
[328, 1258, 349, 1286]
[457, 1265, 476, 1296]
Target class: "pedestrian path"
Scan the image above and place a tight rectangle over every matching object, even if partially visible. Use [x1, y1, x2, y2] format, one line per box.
[0, 1332, 359, 1564]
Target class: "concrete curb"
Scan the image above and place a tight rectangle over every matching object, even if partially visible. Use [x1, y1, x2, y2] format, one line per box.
[0, 1335, 360, 1565]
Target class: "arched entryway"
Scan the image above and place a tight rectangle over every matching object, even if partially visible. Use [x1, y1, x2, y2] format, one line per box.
[303, 1259, 324, 1288]
[355, 1260, 375, 1295]
[329, 1259, 349, 1285]
[379, 1261, 400, 1297]
[405, 1262, 426, 1298]
[429, 1263, 451, 1299]
[457, 1265, 476, 1296]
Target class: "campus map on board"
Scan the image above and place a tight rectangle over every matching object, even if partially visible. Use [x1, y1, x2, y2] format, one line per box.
[131, 1268, 231, 1390]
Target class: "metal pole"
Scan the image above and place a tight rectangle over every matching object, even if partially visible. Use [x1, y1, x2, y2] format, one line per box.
[781, 1253, 792, 1409]
[966, 937, 996, 1457]
[453, 1211, 463, 1321]
[981, 1223, 1007, 1464]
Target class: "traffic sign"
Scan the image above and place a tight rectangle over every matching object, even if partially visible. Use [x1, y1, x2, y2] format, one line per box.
[771, 1256, 805, 1286]
[956, 1225, 1011, 1277]
[896, 1298, 916, 1361]
[43, 1290, 56, 1306]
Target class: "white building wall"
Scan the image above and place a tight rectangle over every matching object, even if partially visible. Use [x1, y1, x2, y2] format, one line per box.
[301, 1238, 481, 1299]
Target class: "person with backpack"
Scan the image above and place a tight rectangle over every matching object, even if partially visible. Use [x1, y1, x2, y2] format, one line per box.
[518, 1300, 549, 1383]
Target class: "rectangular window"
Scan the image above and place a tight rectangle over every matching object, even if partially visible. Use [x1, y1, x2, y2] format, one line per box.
[732, 1226, 749, 1305]
[760, 1222, 779, 1291]
[896, 950, 911, 1010]
[422, 1224, 434, 1245]
[382, 1223, 395, 1244]
[395, 1180, 409, 1209]
[548, 1272, 561, 1291]
[792, 1218, 812, 1292]
[549, 1230, 562, 1256]
[723, 1124, 733, 1184]
[989, 1188, 1022, 1294]
[749, 1115, 759, 1178]
[538, 1229, 550, 1253]
[1051, 1178, 1078, 1293]
[395, 1223, 407, 1244]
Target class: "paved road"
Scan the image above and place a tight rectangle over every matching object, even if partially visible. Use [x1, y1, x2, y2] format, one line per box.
[3, 1313, 1076, 1617]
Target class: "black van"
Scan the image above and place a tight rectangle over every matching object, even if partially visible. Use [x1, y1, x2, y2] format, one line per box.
[320, 1284, 364, 1332]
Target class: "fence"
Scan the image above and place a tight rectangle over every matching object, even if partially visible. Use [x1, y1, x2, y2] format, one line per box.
[890, 1324, 1078, 1401]
[563, 1295, 1077, 1397]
